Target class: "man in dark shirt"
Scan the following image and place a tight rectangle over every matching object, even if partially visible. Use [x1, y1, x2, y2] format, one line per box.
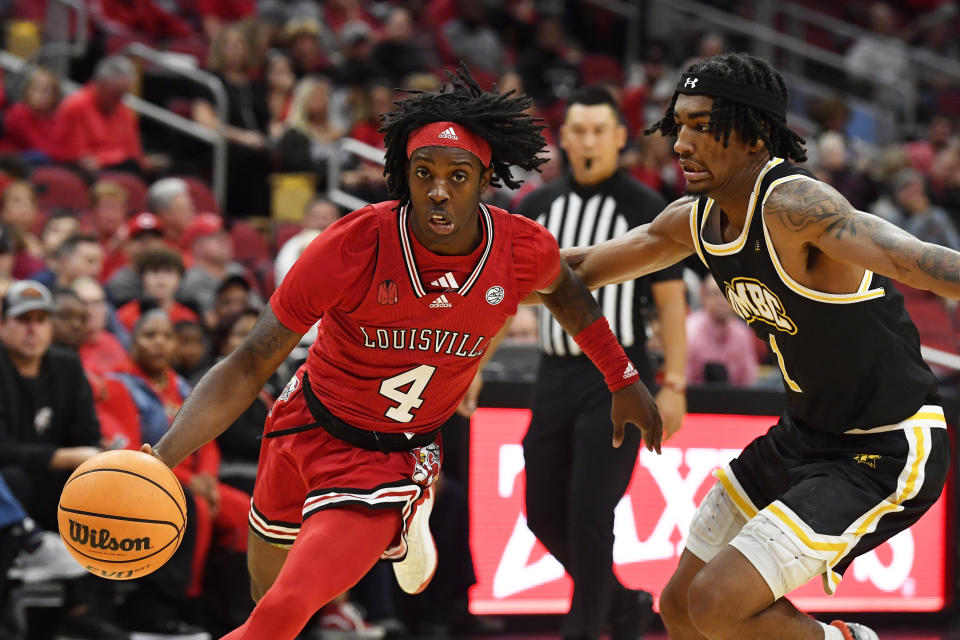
[0, 280, 129, 640]
[0, 280, 102, 529]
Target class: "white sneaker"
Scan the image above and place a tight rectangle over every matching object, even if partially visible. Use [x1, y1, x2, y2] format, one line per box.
[392, 484, 437, 595]
[7, 532, 86, 582]
[831, 620, 880, 640]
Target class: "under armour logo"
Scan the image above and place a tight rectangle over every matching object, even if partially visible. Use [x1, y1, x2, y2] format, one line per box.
[684, 77, 699, 89]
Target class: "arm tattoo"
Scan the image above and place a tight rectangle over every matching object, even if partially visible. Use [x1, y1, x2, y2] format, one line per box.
[763, 178, 861, 239]
[916, 246, 960, 284]
[766, 177, 960, 285]
[246, 310, 297, 362]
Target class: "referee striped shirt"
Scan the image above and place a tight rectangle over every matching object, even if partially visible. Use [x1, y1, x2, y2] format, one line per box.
[517, 170, 683, 357]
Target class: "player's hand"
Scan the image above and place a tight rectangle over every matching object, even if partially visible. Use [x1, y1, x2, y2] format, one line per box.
[189, 473, 221, 517]
[50, 446, 103, 470]
[456, 372, 484, 417]
[655, 386, 686, 441]
[140, 443, 166, 465]
[611, 382, 662, 453]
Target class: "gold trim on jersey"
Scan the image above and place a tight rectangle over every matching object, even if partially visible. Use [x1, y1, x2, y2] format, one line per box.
[760, 175, 886, 304]
[768, 334, 802, 392]
[689, 199, 708, 267]
[844, 404, 946, 434]
[701, 158, 783, 256]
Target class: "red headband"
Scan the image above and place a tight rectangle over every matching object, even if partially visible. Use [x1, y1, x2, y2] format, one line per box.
[406, 121, 492, 167]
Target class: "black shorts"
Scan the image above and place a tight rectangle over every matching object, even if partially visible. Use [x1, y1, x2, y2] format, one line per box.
[718, 404, 950, 593]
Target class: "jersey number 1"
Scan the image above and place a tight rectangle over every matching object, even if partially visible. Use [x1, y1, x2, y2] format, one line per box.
[379, 365, 437, 422]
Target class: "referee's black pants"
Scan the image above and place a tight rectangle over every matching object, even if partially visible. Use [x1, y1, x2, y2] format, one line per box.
[522, 353, 647, 640]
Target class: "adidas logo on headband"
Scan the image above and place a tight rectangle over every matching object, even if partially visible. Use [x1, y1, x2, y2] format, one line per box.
[437, 127, 459, 141]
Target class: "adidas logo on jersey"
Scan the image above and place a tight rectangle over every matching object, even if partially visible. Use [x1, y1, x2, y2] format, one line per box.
[437, 127, 459, 141]
[623, 362, 637, 379]
[429, 294, 452, 308]
[429, 272, 459, 289]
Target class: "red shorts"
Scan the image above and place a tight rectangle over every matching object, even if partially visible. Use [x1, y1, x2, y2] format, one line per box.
[249, 368, 441, 560]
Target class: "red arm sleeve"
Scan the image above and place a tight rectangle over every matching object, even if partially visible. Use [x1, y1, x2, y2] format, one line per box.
[269, 206, 379, 333]
[511, 214, 562, 297]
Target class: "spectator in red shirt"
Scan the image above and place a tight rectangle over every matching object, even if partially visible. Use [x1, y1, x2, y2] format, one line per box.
[106, 212, 169, 307]
[1, 67, 61, 160]
[85, 180, 130, 281]
[144, 178, 196, 249]
[50, 55, 148, 175]
[71, 276, 131, 378]
[116, 247, 199, 332]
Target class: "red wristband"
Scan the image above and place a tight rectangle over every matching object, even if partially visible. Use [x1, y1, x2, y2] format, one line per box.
[573, 317, 640, 392]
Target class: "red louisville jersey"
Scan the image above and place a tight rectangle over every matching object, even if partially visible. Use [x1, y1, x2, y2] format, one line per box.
[271, 201, 560, 434]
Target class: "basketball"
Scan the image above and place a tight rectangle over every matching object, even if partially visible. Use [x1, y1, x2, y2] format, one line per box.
[57, 449, 187, 580]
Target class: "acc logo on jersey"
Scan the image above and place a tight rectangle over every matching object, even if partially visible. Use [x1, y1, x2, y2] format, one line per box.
[378, 280, 399, 305]
[278, 374, 301, 403]
[485, 286, 505, 305]
[411, 442, 441, 485]
[724, 277, 797, 334]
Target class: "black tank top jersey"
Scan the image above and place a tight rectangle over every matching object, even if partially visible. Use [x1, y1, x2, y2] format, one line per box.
[691, 158, 939, 434]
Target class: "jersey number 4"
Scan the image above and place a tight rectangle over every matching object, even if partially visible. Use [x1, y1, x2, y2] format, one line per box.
[379, 365, 437, 422]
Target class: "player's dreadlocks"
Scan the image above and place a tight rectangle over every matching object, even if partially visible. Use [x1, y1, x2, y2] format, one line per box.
[646, 52, 807, 163]
[380, 64, 548, 209]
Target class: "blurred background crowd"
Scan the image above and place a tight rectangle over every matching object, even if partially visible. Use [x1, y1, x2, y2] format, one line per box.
[0, 0, 959, 638]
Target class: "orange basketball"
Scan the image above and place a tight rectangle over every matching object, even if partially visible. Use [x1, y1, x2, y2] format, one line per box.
[57, 449, 187, 580]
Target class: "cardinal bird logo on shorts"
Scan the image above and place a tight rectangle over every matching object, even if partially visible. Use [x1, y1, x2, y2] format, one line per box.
[410, 442, 440, 486]
[378, 280, 399, 305]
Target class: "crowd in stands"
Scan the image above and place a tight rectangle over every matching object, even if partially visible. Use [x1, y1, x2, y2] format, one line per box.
[0, 0, 958, 638]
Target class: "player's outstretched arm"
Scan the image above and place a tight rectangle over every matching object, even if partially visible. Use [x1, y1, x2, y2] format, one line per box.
[567, 197, 697, 290]
[764, 179, 960, 299]
[145, 307, 302, 468]
[537, 262, 663, 452]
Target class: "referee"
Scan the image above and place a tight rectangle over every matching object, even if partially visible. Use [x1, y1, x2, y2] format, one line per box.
[517, 86, 687, 640]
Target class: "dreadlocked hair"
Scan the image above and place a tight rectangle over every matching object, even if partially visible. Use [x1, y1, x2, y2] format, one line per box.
[380, 63, 548, 209]
[646, 52, 807, 163]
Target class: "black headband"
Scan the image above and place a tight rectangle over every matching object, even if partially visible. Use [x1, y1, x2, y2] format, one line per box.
[676, 72, 787, 119]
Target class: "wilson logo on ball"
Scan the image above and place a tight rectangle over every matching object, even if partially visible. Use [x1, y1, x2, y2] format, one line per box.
[68, 520, 151, 552]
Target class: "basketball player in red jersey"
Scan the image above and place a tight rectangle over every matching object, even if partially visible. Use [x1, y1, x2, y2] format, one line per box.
[142, 66, 662, 640]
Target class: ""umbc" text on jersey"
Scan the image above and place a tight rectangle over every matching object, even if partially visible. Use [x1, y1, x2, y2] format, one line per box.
[724, 277, 798, 334]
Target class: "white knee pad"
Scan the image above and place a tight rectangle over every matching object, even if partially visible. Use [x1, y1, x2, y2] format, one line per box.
[729, 513, 827, 600]
[686, 482, 748, 563]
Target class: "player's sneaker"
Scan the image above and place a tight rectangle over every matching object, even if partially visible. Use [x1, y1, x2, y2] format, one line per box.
[7, 531, 86, 583]
[392, 484, 437, 595]
[830, 620, 880, 640]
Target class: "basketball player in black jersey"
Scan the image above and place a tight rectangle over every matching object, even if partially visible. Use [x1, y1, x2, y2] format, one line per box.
[563, 52, 955, 640]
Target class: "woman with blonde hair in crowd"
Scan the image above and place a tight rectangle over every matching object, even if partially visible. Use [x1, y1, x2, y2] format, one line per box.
[193, 23, 269, 217]
[274, 75, 346, 191]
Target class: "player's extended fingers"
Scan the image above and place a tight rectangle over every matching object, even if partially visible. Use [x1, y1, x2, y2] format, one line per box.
[612, 419, 625, 448]
[140, 443, 159, 459]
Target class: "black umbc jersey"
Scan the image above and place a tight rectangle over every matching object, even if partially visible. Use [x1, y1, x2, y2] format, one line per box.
[692, 158, 939, 434]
